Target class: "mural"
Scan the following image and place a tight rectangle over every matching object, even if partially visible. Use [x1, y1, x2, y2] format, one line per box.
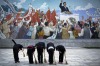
[0, 0, 100, 39]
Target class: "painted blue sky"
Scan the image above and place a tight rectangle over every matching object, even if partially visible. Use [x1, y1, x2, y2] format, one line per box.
[0, 0, 100, 11]
[0, 0, 100, 20]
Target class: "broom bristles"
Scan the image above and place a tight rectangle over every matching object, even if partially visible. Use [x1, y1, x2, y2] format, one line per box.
[44, 58, 47, 63]
[23, 52, 25, 57]
[65, 61, 68, 64]
[35, 59, 37, 64]
[33, 54, 37, 64]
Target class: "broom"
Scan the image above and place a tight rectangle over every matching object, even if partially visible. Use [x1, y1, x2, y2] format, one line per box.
[22, 50, 25, 57]
[33, 53, 38, 64]
[64, 51, 68, 64]
[53, 50, 56, 65]
[44, 49, 47, 63]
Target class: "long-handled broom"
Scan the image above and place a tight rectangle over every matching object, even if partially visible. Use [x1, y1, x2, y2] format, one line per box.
[44, 49, 47, 63]
[33, 53, 38, 64]
[53, 50, 56, 65]
[64, 51, 68, 64]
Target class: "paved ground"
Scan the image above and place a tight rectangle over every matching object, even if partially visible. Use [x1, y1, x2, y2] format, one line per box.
[0, 48, 100, 66]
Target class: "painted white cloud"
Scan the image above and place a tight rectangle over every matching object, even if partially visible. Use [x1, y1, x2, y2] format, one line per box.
[13, 0, 26, 8]
[75, 3, 94, 10]
[38, 2, 48, 10]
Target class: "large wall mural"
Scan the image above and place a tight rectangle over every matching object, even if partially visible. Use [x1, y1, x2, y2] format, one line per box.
[0, 0, 100, 39]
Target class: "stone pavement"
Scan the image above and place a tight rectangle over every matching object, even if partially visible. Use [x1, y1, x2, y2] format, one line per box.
[0, 48, 100, 66]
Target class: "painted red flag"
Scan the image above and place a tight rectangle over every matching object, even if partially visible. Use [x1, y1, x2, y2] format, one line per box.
[34, 11, 40, 22]
[51, 10, 57, 26]
[31, 13, 37, 23]
[46, 9, 51, 22]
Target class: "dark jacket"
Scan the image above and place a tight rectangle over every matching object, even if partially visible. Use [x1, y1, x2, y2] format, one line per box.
[27, 45, 35, 55]
[47, 42, 55, 52]
[35, 42, 45, 53]
[90, 27, 98, 38]
[13, 44, 23, 52]
[56, 45, 65, 52]
[59, 3, 69, 12]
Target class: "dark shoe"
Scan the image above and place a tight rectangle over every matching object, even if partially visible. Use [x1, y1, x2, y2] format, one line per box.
[65, 61, 68, 64]
[29, 62, 33, 64]
[59, 62, 63, 64]
[15, 61, 17, 63]
[40, 62, 43, 64]
[49, 63, 53, 64]
[17, 61, 20, 63]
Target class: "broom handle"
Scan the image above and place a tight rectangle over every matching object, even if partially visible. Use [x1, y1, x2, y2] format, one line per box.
[33, 54, 36, 60]
[44, 49, 45, 58]
[64, 51, 67, 62]
[43, 49, 45, 60]
[22, 51, 25, 57]
[53, 50, 56, 64]
[44, 49, 46, 62]
[22, 49, 25, 57]
[33, 53, 37, 63]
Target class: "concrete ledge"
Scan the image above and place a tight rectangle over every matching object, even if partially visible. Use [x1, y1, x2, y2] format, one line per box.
[0, 39, 100, 48]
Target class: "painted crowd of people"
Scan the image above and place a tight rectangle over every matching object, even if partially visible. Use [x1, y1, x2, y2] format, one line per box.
[0, 15, 100, 39]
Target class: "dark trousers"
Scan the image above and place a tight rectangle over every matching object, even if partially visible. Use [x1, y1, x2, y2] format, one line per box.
[48, 49, 54, 64]
[13, 49, 19, 62]
[38, 52, 43, 63]
[91, 33, 99, 39]
[56, 32, 62, 39]
[27, 48, 34, 64]
[28, 54, 33, 64]
[59, 52, 64, 62]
